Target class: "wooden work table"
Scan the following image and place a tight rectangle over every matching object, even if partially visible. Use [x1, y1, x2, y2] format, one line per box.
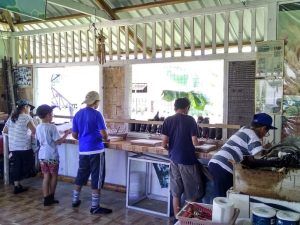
[63, 136, 220, 160]
[55, 121, 225, 188]
[57, 135, 220, 190]
[54, 117, 237, 161]
[55, 117, 236, 161]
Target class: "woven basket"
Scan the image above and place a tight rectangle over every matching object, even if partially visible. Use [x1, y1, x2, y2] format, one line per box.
[107, 127, 128, 140]
[177, 203, 239, 225]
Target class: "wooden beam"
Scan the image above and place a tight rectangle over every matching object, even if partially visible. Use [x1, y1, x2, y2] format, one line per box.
[0, 20, 8, 26]
[13, 13, 21, 23]
[15, 13, 86, 25]
[2, 11, 15, 32]
[47, 0, 110, 20]
[95, 0, 151, 56]
[114, 0, 193, 13]
[95, 0, 116, 19]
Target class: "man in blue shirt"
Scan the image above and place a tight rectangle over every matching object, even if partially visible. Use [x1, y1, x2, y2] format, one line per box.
[161, 97, 204, 218]
[71, 91, 112, 214]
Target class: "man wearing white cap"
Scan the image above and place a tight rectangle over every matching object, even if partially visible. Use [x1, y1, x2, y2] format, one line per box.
[208, 113, 277, 198]
[71, 91, 112, 214]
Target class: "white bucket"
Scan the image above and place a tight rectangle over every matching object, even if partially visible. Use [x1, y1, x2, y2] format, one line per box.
[276, 210, 300, 225]
[252, 207, 276, 225]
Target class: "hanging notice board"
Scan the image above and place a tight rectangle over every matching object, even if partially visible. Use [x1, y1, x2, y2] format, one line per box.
[256, 40, 284, 78]
[14, 66, 33, 88]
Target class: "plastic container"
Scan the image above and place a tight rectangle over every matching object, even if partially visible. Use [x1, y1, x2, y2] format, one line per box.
[276, 210, 300, 225]
[177, 203, 239, 225]
[252, 207, 276, 225]
[215, 128, 222, 140]
[208, 128, 216, 139]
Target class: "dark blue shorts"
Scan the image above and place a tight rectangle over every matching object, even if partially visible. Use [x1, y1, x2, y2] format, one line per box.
[75, 152, 105, 189]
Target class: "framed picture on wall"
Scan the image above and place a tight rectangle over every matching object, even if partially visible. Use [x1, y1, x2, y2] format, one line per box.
[14, 66, 33, 88]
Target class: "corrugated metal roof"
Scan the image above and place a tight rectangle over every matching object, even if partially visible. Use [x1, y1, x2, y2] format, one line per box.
[6, 0, 264, 37]
[46, 3, 77, 18]
[2, 0, 261, 24]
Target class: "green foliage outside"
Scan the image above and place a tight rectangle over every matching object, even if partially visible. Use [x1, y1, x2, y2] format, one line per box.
[161, 90, 208, 111]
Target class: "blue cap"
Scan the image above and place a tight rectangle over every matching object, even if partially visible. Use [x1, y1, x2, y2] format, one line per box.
[16, 99, 35, 110]
[36, 104, 57, 118]
[252, 113, 277, 130]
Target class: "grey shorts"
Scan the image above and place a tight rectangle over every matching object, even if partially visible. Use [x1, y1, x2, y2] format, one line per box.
[170, 161, 203, 201]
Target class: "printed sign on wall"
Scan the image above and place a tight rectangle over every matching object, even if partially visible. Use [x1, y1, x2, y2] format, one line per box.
[256, 40, 284, 78]
[14, 66, 33, 88]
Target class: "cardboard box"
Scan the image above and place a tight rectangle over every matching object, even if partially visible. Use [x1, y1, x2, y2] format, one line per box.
[233, 164, 300, 202]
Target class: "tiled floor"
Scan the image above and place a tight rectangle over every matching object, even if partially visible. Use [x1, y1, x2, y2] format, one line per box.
[0, 177, 174, 225]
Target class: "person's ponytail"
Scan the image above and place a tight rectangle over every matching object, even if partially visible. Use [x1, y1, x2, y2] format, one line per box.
[11, 106, 23, 123]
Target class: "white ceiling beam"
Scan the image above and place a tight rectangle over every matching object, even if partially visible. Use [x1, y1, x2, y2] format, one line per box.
[264, 1, 277, 41]
[47, 0, 110, 20]
[11, 0, 283, 37]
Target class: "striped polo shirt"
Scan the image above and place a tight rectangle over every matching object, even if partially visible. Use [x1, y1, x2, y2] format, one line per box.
[5, 114, 33, 151]
[209, 126, 262, 174]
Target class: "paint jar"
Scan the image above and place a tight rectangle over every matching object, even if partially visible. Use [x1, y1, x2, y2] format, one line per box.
[215, 128, 223, 140]
[208, 128, 216, 139]
[276, 210, 300, 225]
[135, 123, 141, 132]
[252, 207, 276, 225]
[139, 124, 146, 132]
[151, 124, 157, 133]
[145, 124, 152, 133]
[129, 123, 136, 132]
[202, 127, 209, 138]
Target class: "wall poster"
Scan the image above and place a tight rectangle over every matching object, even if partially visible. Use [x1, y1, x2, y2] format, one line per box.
[14, 66, 33, 88]
[278, 2, 300, 139]
[256, 40, 284, 78]
[255, 41, 284, 117]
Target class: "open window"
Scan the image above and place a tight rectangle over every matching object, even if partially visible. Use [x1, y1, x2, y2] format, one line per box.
[131, 60, 224, 123]
[34, 66, 100, 124]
